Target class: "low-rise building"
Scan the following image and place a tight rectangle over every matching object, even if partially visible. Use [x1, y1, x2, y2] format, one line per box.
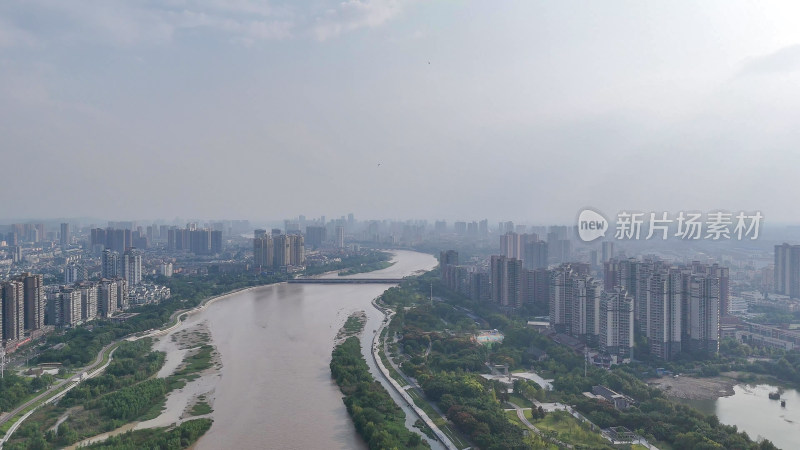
[591, 385, 635, 410]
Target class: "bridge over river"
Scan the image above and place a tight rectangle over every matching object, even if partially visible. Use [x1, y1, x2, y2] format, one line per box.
[288, 278, 403, 284]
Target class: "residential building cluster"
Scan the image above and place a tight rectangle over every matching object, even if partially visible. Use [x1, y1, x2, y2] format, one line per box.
[1, 273, 45, 347]
[50, 278, 129, 327]
[101, 248, 143, 285]
[549, 264, 634, 360]
[253, 230, 306, 271]
[167, 226, 223, 255]
[89, 224, 225, 256]
[90, 227, 150, 253]
[603, 258, 727, 359]
[129, 283, 172, 305]
[441, 234, 731, 361]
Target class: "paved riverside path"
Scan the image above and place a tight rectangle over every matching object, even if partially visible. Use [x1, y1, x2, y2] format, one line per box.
[370, 299, 459, 450]
[505, 401, 572, 449]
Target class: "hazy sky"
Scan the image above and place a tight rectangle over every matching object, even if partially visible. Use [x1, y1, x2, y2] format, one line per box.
[2, 1, 800, 224]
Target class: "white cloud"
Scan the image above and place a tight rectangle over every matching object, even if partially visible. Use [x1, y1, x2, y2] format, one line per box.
[0, 0, 411, 48]
[173, 0, 276, 18]
[312, 0, 410, 41]
[740, 44, 800, 74]
[174, 9, 293, 43]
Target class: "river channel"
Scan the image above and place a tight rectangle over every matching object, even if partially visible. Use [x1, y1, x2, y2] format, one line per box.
[157, 250, 439, 450]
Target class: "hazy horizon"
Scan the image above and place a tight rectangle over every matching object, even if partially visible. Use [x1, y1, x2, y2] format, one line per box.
[6, 214, 800, 234]
[3, 1, 800, 223]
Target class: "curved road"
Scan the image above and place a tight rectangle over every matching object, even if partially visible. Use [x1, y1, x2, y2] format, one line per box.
[506, 401, 572, 449]
[0, 340, 119, 447]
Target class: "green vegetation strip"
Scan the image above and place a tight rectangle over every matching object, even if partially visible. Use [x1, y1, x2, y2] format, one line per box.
[508, 394, 533, 409]
[339, 261, 395, 276]
[96, 342, 122, 371]
[505, 409, 525, 429]
[330, 336, 429, 449]
[532, 411, 611, 448]
[305, 250, 393, 276]
[343, 315, 364, 333]
[405, 389, 469, 449]
[190, 399, 213, 416]
[85, 418, 212, 449]
[378, 347, 409, 387]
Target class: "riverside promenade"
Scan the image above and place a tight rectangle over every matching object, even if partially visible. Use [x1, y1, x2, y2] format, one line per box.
[370, 298, 459, 450]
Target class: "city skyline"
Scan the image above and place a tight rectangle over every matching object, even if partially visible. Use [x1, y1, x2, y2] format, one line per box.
[4, 3, 800, 448]
[3, 2, 800, 222]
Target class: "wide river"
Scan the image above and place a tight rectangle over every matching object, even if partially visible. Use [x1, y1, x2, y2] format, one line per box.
[173, 250, 438, 450]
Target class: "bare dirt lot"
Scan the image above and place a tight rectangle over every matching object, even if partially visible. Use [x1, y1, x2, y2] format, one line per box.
[649, 375, 737, 400]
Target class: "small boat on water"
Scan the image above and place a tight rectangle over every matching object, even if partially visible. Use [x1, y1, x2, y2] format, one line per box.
[769, 392, 781, 400]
